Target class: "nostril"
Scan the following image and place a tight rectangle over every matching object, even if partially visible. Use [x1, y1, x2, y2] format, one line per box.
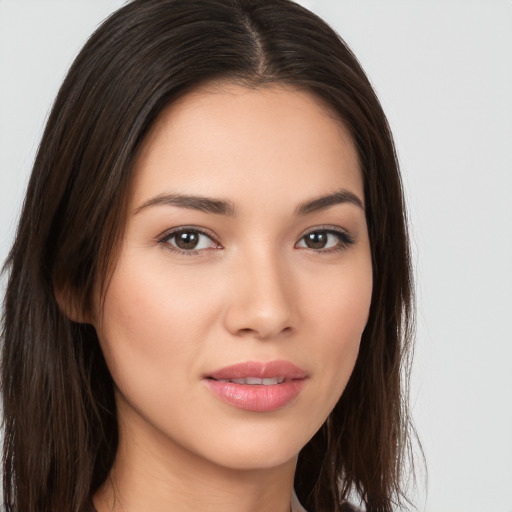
[238, 327, 256, 335]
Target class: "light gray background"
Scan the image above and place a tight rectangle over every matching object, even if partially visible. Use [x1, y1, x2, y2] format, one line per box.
[1, 1, 511, 511]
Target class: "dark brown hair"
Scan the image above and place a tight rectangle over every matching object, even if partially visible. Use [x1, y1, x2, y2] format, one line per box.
[1, 1, 416, 511]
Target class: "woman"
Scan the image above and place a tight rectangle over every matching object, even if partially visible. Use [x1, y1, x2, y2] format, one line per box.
[1, 1, 416, 511]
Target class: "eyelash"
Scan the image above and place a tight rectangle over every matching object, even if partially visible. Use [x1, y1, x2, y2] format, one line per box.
[157, 226, 355, 256]
[158, 227, 220, 256]
[297, 226, 355, 253]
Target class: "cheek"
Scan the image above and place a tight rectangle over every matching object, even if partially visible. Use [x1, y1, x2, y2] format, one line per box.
[304, 255, 372, 397]
[307, 254, 372, 339]
[94, 254, 218, 393]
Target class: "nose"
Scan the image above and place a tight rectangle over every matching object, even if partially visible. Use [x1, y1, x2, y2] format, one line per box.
[223, 249, 295, 340]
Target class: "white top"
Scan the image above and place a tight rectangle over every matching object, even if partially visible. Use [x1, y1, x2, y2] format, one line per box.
[291, 489, 308, 512]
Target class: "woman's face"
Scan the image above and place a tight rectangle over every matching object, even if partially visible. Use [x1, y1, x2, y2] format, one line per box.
[93, 84, 372, 472]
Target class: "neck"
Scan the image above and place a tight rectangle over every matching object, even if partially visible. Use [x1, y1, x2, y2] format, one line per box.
[93, 409, 297, 512]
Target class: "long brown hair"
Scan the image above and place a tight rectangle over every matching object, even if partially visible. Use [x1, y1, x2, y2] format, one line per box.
[1, 1, 416, 511]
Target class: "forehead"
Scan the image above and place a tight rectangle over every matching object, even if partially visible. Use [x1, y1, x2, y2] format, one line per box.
[131, 83, 363, 210]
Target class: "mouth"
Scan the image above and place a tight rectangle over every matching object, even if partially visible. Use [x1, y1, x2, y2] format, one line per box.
[205, 360, 307, 381]
[203, 360, 307, 412]
[211, 376, 287, 385]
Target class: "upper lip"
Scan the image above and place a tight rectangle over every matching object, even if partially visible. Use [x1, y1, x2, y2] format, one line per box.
[205, 360, 307, 382]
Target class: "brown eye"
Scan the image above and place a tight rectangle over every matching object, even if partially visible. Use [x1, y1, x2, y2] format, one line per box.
[161, 229, 218, 253]
[174, 231, 200, 250]
[304, 231, 329, 249]
[296, 229, 354, 252]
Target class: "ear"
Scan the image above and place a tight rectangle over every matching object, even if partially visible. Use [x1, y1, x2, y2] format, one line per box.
[54, 282, 93, 324]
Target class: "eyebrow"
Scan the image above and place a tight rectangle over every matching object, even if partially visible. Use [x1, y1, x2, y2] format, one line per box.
[296, 189, 364, 215]
[134, 193, 235, 216]
[134, 188, 364, 217]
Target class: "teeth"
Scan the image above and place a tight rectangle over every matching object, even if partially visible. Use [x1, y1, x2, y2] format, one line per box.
[218, 377, 285, 385]
[236, 377, 262, 385]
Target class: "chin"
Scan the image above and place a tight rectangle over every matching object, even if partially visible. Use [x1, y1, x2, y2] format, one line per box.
[191, 423, 310, 472]
[207, 445, 300, 472]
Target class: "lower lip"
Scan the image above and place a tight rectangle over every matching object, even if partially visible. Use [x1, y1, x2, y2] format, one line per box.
[204, 379, 305, 412]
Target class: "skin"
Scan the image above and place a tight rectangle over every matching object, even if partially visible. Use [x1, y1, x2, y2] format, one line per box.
[92, 83, 373, 512]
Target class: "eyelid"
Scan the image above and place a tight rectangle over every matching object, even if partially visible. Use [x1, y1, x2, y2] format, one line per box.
[156, 224, 354, 255]
[157, 226, 222, 255]
[296, 225, 355, 251]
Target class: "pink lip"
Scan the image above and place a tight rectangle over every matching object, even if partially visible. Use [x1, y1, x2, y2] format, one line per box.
[203, 360, 307, 412]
